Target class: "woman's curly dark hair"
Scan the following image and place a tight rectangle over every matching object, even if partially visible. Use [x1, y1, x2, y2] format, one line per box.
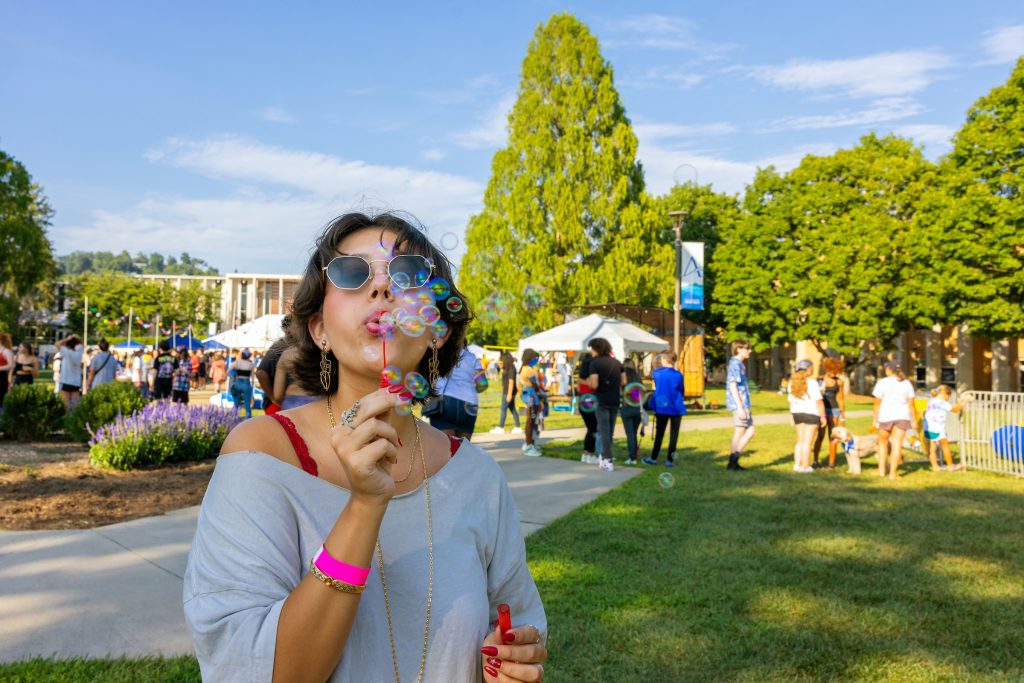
[287, 211, 472, 401]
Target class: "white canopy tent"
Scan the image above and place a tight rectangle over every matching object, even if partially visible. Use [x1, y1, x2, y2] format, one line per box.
[205, 314, 287, 350]
[516, 314, 669, 361]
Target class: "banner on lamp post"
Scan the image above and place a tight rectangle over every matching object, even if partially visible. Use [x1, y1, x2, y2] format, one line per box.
[680, 241, 704, 311]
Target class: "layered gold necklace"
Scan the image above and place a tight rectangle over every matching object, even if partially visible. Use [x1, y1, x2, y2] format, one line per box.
[327, 396, 433, 683]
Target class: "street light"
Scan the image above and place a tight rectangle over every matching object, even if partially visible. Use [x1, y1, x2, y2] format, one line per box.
[668, 210, 688, 355]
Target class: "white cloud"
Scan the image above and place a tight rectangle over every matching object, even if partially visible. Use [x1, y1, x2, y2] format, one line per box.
[258, 106, 295, 124]
[892, 123, 956, 152]
[420, 147, 446, 162]
[766, 97, 924, 131]
[633, 121, 736, 140]
[602, 14, 731, 56]
[450, 93, 514, 150]
[981, 24, 1024, 64]
[53, 136, 484, 273]
[620, 66, 704, 90]
[751, 51, 952, 98]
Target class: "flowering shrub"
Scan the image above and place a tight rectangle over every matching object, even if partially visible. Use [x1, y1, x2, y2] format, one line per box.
[66, 381, 147, 442]
[89, 401, 243, 470]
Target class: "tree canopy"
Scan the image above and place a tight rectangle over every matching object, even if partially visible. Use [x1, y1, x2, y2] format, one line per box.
[57, 250, 220, 276]
[459, 13, 645, 343]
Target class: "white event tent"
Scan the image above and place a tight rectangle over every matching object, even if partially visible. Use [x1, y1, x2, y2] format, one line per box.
[205, 314, 287, 350]
[517, 314, 669, 360]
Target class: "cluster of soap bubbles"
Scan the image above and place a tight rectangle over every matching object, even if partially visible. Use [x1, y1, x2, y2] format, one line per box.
[381, 365, 433, 416]
[375, 275, 458, 346]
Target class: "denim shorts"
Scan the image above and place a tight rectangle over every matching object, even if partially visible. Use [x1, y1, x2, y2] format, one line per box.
[428, 395, 479, 434]
[732, 410, 753, 428]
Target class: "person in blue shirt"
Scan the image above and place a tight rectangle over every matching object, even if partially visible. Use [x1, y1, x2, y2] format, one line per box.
[642, 352, 687, 467]
[726, 340, 754, 471]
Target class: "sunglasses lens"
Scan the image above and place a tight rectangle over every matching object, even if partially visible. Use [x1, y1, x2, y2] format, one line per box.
[326, 257, 370, 289]
[389, 255, 432, 289]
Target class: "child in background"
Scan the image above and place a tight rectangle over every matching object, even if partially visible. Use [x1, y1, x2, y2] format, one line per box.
[924, 385, 967, 471]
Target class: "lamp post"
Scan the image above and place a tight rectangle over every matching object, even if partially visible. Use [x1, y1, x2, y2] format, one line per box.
[668, 210, 688, 355]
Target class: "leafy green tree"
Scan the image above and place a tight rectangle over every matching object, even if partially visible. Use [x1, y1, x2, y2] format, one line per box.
[912, 57, 1024, 338]
[0, 148, 57, 330]
[57, 250, 219, 276]
[714, 134, 932, 366]
[459, 13, 644, 344]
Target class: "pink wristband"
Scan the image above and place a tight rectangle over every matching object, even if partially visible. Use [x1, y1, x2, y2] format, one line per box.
[313, 545, 371, 585]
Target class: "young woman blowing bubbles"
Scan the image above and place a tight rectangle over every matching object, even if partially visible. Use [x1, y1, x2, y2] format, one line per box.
[184, 212, 547, 683]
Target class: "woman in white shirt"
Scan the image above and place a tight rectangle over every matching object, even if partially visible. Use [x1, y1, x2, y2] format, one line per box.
[54, 334, 84, 411]
[788, 359, 826, 473]
[871, 360, 919, 480]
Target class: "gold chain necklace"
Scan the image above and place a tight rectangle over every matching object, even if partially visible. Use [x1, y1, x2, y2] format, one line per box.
[326, 397, 433, 683]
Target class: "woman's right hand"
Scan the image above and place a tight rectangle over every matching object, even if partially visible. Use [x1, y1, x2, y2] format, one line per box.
[329, 389, 402, 506]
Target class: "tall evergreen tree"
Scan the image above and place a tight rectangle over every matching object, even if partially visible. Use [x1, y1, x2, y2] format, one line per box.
[459, 13, 644, 343]
[913, 57, 1024, 339]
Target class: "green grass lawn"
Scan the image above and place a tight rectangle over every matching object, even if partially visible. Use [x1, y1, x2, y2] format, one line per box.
[4, 418, 1019, 682]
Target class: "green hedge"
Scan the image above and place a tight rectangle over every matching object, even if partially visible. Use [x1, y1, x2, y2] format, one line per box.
[0, 383, 66, 441]
[65, 381, 147, 442]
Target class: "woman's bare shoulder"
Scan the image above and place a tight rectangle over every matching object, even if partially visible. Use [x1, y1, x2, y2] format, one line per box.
[220, 415, 301, 468]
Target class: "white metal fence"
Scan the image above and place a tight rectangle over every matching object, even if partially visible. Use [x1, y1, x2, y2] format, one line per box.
[959, 391, 1024, 477]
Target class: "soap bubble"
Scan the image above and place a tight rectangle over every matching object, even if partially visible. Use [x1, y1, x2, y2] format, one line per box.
[579, 395, 597, 413]
[521, 326, 534, 337]
[431, 319, 449, 338]
[392, 271, 412, 289]
[381, 365, 402, 387]
[394, 397, 413, 416]
[441, 233, 460, 251]
[414, 289, 435, 307]
[362, 343, 381, 363]
[419, 305, 441, 324]
[465, 402, 478, 417]
[404, 372, 430, 399]
[522, 284, 547, 310]
[473, 371, 489, 393]
[399, 316, 427, 337]
[623, 382, 646, 407]
[446, 297, 464, 313]
[427, 278, 451, 301]
[658, 472, 675, 489]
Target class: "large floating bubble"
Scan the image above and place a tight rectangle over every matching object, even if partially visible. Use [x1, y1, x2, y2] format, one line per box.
[394, 397, 413, 416]
[399, 316, 427, 337]
[440, 233, 459, 251]
[522, 283, 547, 310]
[414, 289, 435, 307]
[465, 402, 478, 417]
[362, 343, 381, 363]
[404, 371, 430, 399]
[419, 305, 441, 324]
[579, 395, 597, 413]
[446, 297, 464, 313]
[473, 371, 489, 394]
[659, 472, 675, 489]
[426, 278, 451, 301]
[431, 319, 449, 339]
[392, 271, 412, 289]
[623, 382, 646, 407]
[381, 365, 402, 387]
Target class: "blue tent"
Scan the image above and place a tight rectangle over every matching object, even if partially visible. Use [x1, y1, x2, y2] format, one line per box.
[113, 340, 146, 350]
[164, 333, 205, 351]
[202, 338, 229, 350]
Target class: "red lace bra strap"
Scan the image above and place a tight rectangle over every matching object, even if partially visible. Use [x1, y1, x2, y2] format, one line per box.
[268, 413, 319, 477]
[449, 435, 460, 457]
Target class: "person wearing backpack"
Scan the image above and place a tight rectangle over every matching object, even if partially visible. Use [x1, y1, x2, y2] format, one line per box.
[152, 340, 177, 400]
[86, 338, 117, 391]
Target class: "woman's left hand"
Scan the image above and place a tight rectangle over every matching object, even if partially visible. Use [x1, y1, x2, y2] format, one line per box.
[481, 623, 547, 682]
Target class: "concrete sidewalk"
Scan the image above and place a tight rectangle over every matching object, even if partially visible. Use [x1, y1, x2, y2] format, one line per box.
[0, 435, 639, 662]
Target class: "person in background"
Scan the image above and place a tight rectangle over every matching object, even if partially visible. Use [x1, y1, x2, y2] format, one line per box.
[726, 340, 755, 471]
[152, 340, 177, 400]
[211, 351, 228, 392]
[256, 338, 286, 414]
[0, 332, 14, 409]
[643, 351, 687, 468]
[872, 360, 919, 480]
[230, 348, 255, 418]
[518, 348, 545, 456]
[86, 338, 117, 392]
[586, 337, 625, 473]
[576, 352, 599, 464]
[788, 359, 826, 474]
[10, 341, 40, 386]
[813, 357, 846, 468]
[54, 333, 84, 411]
[490, 351, 522, 434]
[172, 347, 192, 404]
[429, 346, 485, 441]
[190, 350, 201, 389]
[924, 384, 968, 472]
[620, 358, 644, 465]
[131, 350, 150, 399]
[272, 343, 319, 411]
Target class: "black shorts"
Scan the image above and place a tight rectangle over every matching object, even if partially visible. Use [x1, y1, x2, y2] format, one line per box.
[428, 395, 478, 435]
[153, 378, 173, 400]
[171, 390, 189, 404]
[59, 383, 81, 394]
[793, 413, 821, 425]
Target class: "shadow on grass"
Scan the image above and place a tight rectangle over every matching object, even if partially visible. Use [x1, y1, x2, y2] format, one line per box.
[530, 430, 1024, 682]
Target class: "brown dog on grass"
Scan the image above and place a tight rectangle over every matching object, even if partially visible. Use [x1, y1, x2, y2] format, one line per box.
[831, 426, 878, 475]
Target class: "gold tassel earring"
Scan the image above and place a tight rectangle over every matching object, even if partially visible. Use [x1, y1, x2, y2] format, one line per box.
[320, 339, 332, 392]
[429, 338, 440, 387]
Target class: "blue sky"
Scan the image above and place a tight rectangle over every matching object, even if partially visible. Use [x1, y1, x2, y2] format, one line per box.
[2, 1, 1022, 275]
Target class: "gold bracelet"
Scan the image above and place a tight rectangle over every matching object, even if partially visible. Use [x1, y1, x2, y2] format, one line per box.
[309, 559, 367, 594]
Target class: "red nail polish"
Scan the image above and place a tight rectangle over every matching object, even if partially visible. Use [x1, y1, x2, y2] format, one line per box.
[388, 385, 405, 394]
[484, 666, 498, 678]
[398, 437, 404, 447]
[399, 391, 414, 400]
[480, 645, 498, 656]
[487, 657, 502, 668]
[502, 631, 516, 643]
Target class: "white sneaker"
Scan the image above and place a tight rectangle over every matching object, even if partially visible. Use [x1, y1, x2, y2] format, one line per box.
[489, 427, 505, 435]
[510, 427, 522, 434]
[525, 445, 542, 457]
[522, 443, 531, 453]
[599, 459, 615, 472]
[625, 458, 638, 466]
